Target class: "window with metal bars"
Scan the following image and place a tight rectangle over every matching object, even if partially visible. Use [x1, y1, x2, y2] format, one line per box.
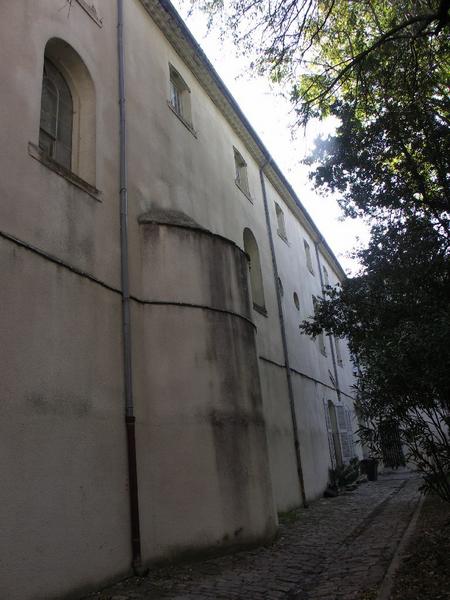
[39, 58, 73, 170]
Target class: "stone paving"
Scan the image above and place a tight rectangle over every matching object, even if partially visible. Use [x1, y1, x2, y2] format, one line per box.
[86, 472, 421, 600]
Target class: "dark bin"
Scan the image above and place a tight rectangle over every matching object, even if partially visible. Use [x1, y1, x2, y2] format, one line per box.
[360, 458, 378, 481]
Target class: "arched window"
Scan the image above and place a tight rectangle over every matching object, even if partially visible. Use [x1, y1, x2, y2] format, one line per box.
[243, 228, 265, 313]
[39, 58, 73, 170]
[38, 39, 96, 185]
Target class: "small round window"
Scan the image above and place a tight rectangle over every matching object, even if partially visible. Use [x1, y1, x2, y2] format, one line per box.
[293, 292, 300, 310]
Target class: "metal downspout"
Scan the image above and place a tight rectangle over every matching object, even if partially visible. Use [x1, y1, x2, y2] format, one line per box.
[117, 0, 143, 574]
[259, 163, 308, 508]
[314, 241, 341, 404]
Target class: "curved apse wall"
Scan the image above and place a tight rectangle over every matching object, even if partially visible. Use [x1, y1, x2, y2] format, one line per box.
[133, 211, 277, 563]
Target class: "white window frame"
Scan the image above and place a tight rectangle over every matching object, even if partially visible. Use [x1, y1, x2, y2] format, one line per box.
[168, 64, 193, 129]
[312, 295, 327, 356]
[234, 148, 250, 197]
[275, 202, 288, 241]
[304, 240, 314, 275]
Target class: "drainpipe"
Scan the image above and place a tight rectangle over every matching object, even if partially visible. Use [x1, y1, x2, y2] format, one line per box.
[117, 0, 143, 574]
[259, 162, 308, 508]
[314, 241, 341, 404]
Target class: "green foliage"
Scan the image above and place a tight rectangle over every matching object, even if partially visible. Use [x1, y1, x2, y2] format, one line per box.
[185, 1, 450, 124]
[329, 458, 360, 490]
[185, 0, 450, 500]
[278, 507, 302, 525]
[302, 217, 450, 500]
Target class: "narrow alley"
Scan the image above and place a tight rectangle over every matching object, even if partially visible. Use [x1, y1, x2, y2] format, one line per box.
[87, 473, 420, 600]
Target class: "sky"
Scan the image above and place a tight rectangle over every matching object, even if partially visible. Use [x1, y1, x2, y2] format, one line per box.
[170, 1, 370, 274]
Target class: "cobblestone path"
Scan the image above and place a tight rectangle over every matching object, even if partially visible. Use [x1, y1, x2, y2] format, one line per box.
[87, 473, 421, 600]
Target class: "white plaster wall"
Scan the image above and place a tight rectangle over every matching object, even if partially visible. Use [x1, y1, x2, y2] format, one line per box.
[123, 0, 304, 513]
[0, 0, 120, 288]
[258, 361, 302, 511]
[0, 1, 361, 597]
[133, 224, 277, 561]
[123, 0, 285, 361]
[0, 3, 131, 598]
[134, 305, 277, 560]
[0, 238, 129, 600]
[263, 179, 358, 493]
[121, 0, 358, 510]
[292, 377, 332, 501]
[265, 180, 338, 384]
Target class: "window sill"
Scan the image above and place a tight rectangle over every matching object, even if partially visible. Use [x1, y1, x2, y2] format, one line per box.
[28, 143, 101, 202]
[235, 181, 253, 203]
[253, 302, 268, 317]
[167, 101, 197, 138]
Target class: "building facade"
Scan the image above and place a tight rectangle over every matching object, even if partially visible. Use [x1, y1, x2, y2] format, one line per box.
[0, 1, 361, 598]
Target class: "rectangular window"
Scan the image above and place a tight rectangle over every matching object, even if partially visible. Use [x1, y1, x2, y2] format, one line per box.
[304, 240, 314, 275]
[322, 265, 329, 287]
[312, 296, 327, 356]
[275, 202, 287, 241]
[169, 78, 182, 115]
[168, 64, 192, 127]
[234, 148, 250, 197]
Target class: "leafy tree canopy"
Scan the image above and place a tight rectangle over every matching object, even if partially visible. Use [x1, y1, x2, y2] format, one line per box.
[187, 0, 449, 215]
[186, 0, 450, 498]
[303, 214, 450, 499]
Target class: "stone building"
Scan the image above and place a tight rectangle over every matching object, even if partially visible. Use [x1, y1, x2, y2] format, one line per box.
[0, 1, 361, 598]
